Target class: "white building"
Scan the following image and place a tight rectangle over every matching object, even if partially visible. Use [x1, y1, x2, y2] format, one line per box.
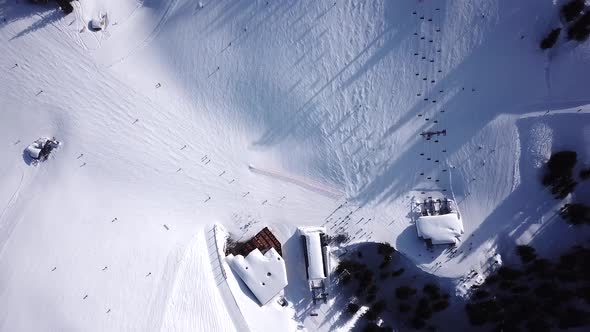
[300, 228, 328, 280]
[226, 248, 288, 306]
[415, 213, 464, 245]
[298, 227, 330, 304]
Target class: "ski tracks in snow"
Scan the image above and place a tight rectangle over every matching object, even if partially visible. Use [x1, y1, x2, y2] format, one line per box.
[159, 230, 237, 332]
[107, 0, 180, 68]
[0, 170, 26, 256]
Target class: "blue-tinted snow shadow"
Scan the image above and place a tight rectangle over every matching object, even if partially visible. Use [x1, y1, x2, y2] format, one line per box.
[319, 241, 468, 332]
[348, 0, 590, 207]
[452, 113, 590, 264]
[0, 1, 65, 41]
[281, 233, 315, 323]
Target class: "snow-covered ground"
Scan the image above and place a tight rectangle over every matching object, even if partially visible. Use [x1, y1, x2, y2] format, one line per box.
[1, 0, 589, 331]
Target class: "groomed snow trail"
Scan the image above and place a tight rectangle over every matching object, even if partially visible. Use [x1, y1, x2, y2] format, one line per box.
[160, 230, 236, 332]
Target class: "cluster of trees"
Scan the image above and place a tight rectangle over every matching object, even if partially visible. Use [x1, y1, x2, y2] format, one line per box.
[541, 151, 590, 226]
[328, 233, 350, 246]
[561, 0, 585, 22]
[395, 283, 450, 329]
[540, 0, 590, 49]
[560, 203, 590, 225]
[540, 28, 561, 49]
[29, 0, 74, 14]
[336, 242, 451, 331]
[466, 244, 590, 331]
[567, 10, 590, 41]
[542, 151, 578, 199]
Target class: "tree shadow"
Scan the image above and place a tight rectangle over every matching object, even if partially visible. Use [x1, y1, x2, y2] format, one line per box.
[1, 2, 65, 41]
[348, 0, 590, 207]
[453, 113, 590, 263]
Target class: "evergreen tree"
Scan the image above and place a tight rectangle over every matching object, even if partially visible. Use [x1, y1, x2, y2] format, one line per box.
[568, 11, 590, 41]
[561, 0, 586, 22]
[540, 28, 561, 49]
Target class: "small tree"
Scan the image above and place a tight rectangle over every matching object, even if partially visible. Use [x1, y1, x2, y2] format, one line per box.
[377, 242, 396, 256]
[432, 299, 450, 312]
[560, 203, 590, 225]
[391, 268, 405, 277]
[331, 233, 350, 245]
[399, 303, 412, 313]
[542, 151, 578, 199]
[364, 300, 386, 321]
[568, 11, 590, 41]
[561, 0, 585, 22]
[540, 28, 561, 49]
[395, 286, 417, 300]
[516, 245, 537, 263]
[347, 302, 361, 315]
[423, 283, 441, 299]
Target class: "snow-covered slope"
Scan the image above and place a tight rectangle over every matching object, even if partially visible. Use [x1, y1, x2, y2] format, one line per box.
[1, 0, 589, 331]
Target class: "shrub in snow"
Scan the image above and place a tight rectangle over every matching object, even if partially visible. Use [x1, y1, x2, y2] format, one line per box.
[422, 283, 441, 299]
[346, 302, 360, 315]
[557, 307, 590, 329]
[432, 299, 449, 312]
[466, 244, 590, 330]
[362, 323, 392, 332]
[473, 289, 490, 300]
[511, 285, 529, 294]
[497, 266, 522, 280]
[31, 0, 73, 14]
[330, 233, 349, 245]
[391, 268, 404, 277]
[364, 300, 386, 321]
[560, 203, 590, 225]
[568, 11, 590, 41]
[378, 257, 391, 269]
[398, 303, 411, 313]
[56, 0, 73, 14]
[414, 297, 433, 320]
[410, 317, 426, 329]
[516, 245, 537, 263]
[542, 151, 578, 199]
[395, 286, 417, 299]
[561, 0, 585, 22]
[580, 167, 590, 180]
[465, 300, 502, 325]
[525, 258, 551, 276]
[540, 28, 561, 49]
[376, 242, 395, 257]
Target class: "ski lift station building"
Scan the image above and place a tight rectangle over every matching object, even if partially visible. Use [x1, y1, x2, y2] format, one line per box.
[300, 227, 329, 280]
[299, 227, 330, 304]
[416, 213, 464, 245]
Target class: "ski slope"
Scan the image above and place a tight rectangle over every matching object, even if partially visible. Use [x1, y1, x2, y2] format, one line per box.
[1, 0, 589, 331]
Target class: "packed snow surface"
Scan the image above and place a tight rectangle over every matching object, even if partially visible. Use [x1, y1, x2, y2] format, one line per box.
[1, 0, 590, 331]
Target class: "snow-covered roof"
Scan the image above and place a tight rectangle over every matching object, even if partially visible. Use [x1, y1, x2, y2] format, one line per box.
[26, 145, 41, 159]
[416, 213, 464, 245]
[227, 248, 288, 306]
[299, 227, 327, 280]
